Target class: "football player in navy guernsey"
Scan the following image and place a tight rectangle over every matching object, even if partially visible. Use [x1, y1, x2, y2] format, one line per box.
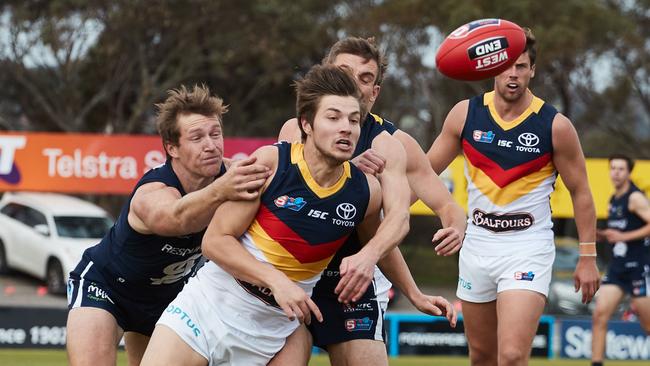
[273, 37, 464, 366]
[141, 65, 395, 366]
[427, 27, 600, 366]
[591, 154, 650, 366]
[66, 85, 271, 366]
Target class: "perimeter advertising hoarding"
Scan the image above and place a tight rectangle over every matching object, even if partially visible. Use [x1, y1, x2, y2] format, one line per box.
[0, 309, 555, 356]
[560, 318, 650, 360]
[0, 307, 68, 349]
[386, 314, 554, 358]
[0, 132, 275, 194]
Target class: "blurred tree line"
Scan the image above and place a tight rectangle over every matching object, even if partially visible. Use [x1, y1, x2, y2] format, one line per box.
[0, 0, 648, 158]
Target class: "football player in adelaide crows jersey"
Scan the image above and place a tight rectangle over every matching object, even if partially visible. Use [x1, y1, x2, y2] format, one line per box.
[427, 27, 600, 366]
[66, 85, 271, 366]
[274, 37, 464, 366]
[141, 65, 391, 366]
[591, 155, 650, 366]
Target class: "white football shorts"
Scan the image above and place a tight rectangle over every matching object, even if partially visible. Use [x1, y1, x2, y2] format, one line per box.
[456, 243, 555, 303]
[156, 261, 297, 366]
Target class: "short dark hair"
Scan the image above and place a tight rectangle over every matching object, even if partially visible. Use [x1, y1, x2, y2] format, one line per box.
[522, 27, 537, 66]
[295, 64, 364, 141]
[155, 84, 227, 157]
[323, 37, 387, 86]
[609, 154, 635, 172]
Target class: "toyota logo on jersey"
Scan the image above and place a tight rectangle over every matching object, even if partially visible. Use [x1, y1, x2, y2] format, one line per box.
[518, 132, 539, 147]
[336, 203, 357, 220]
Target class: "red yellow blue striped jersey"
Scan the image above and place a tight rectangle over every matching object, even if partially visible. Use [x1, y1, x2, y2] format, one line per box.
[240, 142, 370, 294]
[461, 91, 558, 255]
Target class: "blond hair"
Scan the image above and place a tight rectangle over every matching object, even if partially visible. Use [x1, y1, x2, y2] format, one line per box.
[155, 84, 228, 154]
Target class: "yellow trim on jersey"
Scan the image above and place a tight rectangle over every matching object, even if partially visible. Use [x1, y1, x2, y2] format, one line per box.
[465, 158, 556, 206]
[483, 90, 545, 131]
[248, 220, 334, 281]
[290, 143, 351, 199]
[370, 112, 384, 125]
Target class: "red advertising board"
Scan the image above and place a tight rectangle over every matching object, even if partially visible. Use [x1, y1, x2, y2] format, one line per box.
[0, 132, 275, 194]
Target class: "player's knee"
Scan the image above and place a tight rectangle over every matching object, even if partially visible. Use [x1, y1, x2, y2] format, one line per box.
[68, 339, 118, 366]
[469, 346, 497, 365]
[498, 345, 527, 366]
[592, 307, 611, 325]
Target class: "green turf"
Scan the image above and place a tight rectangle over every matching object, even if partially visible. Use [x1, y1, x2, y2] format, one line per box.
[1, 349, 648, 366]
[0, 349, 125, 365]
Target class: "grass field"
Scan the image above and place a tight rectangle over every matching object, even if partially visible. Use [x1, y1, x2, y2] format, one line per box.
[1, 349, 648, 366]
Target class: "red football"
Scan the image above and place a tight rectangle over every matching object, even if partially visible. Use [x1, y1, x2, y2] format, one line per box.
[435, 19, 526, 81]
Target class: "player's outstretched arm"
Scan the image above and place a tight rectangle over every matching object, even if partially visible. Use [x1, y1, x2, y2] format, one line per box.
[128, 156, 271, 237]
[394, 130, 466, 256]
[335, 173, 384, 303]
[426, 100, 468, 175]
[363, 132, 411, 250]
[336, 134, 410, 303]
[376, 248, 457, 327]
[202, 146, 322, 325]
[552, 114, 600, 304]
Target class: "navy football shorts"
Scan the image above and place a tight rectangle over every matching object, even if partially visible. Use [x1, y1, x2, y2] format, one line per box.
[67, 259, 172, 336]
[603, 263, 650, 297]
[308, 280, 387, 349]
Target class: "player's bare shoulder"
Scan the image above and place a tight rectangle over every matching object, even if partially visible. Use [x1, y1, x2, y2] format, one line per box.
[444, 99, 470, 134]
[629, 190, 650, 214]
[551, 112, 573, 129]
[250, 144, 281, 177]
[278, 118, 301, 142]
[551, 112, 580, 148]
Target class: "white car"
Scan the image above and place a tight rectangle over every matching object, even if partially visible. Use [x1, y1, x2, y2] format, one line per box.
[0, 192, 113, 295]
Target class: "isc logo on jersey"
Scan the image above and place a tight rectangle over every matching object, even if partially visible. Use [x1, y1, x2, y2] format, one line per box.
[307, 209, 329, 220]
